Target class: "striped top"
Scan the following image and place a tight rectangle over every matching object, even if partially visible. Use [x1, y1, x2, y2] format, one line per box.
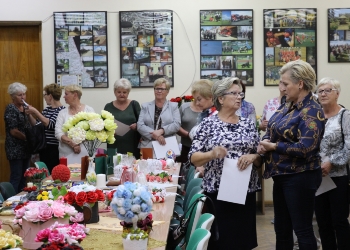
[40, 106, 66, 145]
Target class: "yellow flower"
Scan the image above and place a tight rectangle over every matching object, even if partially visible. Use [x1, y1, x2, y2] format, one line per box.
[7, 238, 17, 248]
[42, 196, 49, 200]
[101, 110, 114, 120]
[0, 237, 9, 249]
[37, 194, 42, 200]
[256, 115, 261, 120]
[104, 119, 117, 131]
[41, 191, 49, 196]
[85, 130, 97, 140]
[95, 130, 108, 142]
[76, 120, 90, 131]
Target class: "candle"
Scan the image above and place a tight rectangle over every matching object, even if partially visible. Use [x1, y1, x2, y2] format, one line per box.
[27, 182, 33, 188]
[96, 174, 106, 189]
[60, 157, 67, 166]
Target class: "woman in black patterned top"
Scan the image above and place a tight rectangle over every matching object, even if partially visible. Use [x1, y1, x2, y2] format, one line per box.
[4, 82, 31, 193]
[26, 83, 65, 172]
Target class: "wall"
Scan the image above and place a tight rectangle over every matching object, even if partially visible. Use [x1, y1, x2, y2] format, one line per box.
[1, 0, 349, 202]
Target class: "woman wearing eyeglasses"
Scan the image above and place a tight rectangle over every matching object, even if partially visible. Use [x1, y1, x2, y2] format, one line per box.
[137, 78, 180, 153]
[189, 77, 262, 249]
[25, 83, 65, 172]
[314, 78, 350, 250]
[258, 60, 325, 250]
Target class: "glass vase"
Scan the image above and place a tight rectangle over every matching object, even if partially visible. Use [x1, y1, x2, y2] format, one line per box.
[86, 157, 97, 186]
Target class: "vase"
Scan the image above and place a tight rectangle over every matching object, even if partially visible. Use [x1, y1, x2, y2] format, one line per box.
[74, 201, 99, 224]
[20, 218, 69, 249]
[32, 179, 42, 190]
[86, 157, 97, 185]
[122, 221, 148, 250]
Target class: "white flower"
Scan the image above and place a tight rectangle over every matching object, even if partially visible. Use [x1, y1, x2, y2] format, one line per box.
[116, 198, 124, 207]
[133, 188, 142, 197]
[131, 214, 139, 223]
[118, 207, 126, 215]
[89, 118, 105, 131]
[131, 204, 141, 213]
[69, 184, 96, 194]
[67, 127, 86, 144]
[138, 212, 148, 220]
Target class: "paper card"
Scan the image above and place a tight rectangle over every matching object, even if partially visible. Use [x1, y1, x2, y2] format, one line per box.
[316, 175, 337, 196]
[217, 158, 252, 205]
[151, 136, 180, 159]
[114, 119, 130, 136]
[265, 110, 275, 121]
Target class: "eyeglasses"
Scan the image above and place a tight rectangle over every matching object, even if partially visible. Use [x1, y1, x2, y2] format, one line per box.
[154, 88, 167, 92]
[222, 91, 245, 98]
[316, 88, 337, 95]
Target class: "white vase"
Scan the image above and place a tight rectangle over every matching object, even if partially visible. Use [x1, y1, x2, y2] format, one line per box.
[86, 157, 97, 185]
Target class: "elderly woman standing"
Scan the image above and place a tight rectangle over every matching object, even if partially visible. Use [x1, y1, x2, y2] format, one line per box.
[137, 78, 180, 151]
[4, 82, 31, 192]
[189, 77, 262, 249]
[55, 85, 94, 163]
[314, 78, 350, 250]
[259, 60, 325, 250]
[104, 79, 141, 158]
[25, 83, 65, 172]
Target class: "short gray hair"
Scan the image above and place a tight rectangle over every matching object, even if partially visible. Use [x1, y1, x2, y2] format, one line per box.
[8, 82, 27, 96]
[279, 60, 316, 92]
[212, 77, 242, 111]
[316, 77, 341, 93]
[154, 78, 171, 90]
[114, 78, 131, 91]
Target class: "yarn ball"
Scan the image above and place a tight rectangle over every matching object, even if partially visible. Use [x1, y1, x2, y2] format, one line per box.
[51, 164, 71, 182]
[165, 150, 176, 160]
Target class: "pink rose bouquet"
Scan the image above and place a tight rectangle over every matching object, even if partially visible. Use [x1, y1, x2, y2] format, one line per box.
[35, 221, 89, 245]
[13, 197, 83, 226]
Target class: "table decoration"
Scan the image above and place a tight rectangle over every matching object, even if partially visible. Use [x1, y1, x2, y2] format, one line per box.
[111, 182, 153, 249]
[146, 172, 173, 183]
[151, 188, 166, 203]
[24, 167, 49, 190]
[0, 221, 23, 249]
[63, 184, 105, 223]
[13, 198, 82, 249]
[51, 164, 71, 183]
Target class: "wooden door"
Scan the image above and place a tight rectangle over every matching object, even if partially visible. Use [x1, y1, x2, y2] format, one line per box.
[0, 25, 43, 182]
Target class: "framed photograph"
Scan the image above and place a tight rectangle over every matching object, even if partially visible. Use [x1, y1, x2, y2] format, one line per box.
[328, 8, 350, 62]
[200, 10, 254, 86]
[119, 11, 173, 88]
[54, 11, 108, 88]
[263, 8, 317, 86]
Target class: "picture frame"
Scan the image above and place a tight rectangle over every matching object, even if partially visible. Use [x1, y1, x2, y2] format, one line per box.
[200, 10, 254, 86]
[328, 8, 350, 63]
[119, 10, 174, 88]
[263, 8, 317, 86]
[54, 11, 108, 88]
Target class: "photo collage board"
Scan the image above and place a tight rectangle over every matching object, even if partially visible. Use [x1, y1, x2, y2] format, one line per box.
[263, 9, 317, 86]
[328, 8, 350, 62]
[54, 12, 108, 88]
[119, 11, 174, 88]
[200, 9, 254, 86]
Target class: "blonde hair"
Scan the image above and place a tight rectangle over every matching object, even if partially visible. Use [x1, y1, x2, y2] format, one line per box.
[64, 84, 83, 99]
[44, 83, 63, 101]
[191, 79, 213, 99]
[154, 78, 171, 90]
[279, 60, 316, 92]
[212, 77, 242, 111]
[316, 77, 341, 93]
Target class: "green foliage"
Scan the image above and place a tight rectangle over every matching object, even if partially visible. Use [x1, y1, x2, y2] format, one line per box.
[51, 186, 68, 200]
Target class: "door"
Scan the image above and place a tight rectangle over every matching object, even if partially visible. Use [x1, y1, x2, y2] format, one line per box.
[0, 25, 43, 182]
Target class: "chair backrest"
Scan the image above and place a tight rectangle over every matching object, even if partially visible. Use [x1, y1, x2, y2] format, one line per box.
[0, 182, 17, 200]
[184, 185, 203, 211]
[0, 192, 4, 202]
[35, 161, 50, 175]
[183, 178, 202, 208]
[196, 213, 215, 231]
[184, 165, 195, 189]
[185, 193, 206, 245]
[186, 228, 211, 250]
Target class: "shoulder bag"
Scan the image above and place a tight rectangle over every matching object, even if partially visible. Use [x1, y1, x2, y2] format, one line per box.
[339, 108, 350, 203]
[25, 122, 46, 154]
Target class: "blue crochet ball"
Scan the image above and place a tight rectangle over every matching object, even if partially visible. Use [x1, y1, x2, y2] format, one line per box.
[165, 150, 176, 160]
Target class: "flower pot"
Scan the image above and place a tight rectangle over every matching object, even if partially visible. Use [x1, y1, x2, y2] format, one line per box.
[20, 218, 69, 249]
[122, 237, 148, 250]
[74, 202, 99, 224]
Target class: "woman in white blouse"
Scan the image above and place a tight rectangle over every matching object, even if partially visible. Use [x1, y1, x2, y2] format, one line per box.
[55, 85, 94, 163]
[315, 77, 350, 250]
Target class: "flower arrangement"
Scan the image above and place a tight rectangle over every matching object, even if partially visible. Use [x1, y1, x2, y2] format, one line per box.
[105, 190, 116, 206]
[170, 97, 182, 107]
[182, 95, 194, 103]
[151, 188, 166, 203]
[13, 198, 83, 226]
[170, 95, 194, 108]
[63, 184, 105, 207]
[37, 242, 84, 250]
[35, 221, 89, 245]
[37, 191, 50, 201]
[23, 186, 37, 192]
[24, 167, 48, 180]
[62, 110, 117, 156]
[0, 227, 23, 249]
[146, 172, 173, 183]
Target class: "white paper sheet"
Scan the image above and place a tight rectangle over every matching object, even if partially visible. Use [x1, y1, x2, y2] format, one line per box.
[316, 175, 337, 196]
[152, 136, 180, 159]
[114, 119, 130, 136]
[265, 110, 275, 121]
[217, 158, 252, 205]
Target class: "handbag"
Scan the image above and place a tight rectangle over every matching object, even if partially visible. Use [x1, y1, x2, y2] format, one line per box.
[339, 109, 350, 203]
[25, 122, 46, 154]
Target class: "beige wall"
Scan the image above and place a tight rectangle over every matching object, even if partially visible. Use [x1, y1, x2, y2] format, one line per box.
[1, 0, 350, 202]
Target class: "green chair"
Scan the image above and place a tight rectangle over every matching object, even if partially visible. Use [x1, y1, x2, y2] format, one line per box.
[0, 182, 17, 200]
[184, 166, 195, 190]
[186, 228, 211, 250]
[196, 213, 215, 231]
[35, 161, 50, 176]
[0, 193, 4, 202]
[175, 178, 202, 208]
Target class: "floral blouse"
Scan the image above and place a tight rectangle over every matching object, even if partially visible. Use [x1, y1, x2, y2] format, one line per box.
[236, 100, 257, 125]
[189, 114, 261, 193]
[320, 108, 350, 177]
[261, 97, 280, 121]
[263, 93, 325, 179]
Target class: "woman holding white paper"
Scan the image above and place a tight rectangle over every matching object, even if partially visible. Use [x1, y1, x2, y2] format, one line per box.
[189, 77, 262, 249]
[314, 77, 350, 250]
[137, 78, 180, 150]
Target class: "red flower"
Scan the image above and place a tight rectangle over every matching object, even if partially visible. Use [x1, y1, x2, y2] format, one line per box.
[14, 201, 29, 211]
[95, 189, 106, 201]
[75, 192, 87, 207]
[107, 190, 116, 201]
[63, 192, 76, 205]
[86, 192, 98, 204]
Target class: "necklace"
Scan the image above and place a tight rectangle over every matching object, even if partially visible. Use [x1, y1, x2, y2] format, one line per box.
[69, 105, 82, 115]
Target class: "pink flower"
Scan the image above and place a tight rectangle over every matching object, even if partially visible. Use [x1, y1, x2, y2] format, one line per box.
[24, 208, 40, 222]
[15, 207, 26, 218]
[149, 176, 156, 182]
[48, 230, 65, 243]
[35, 228, 51, 242]
[155, 176, 161, 182]
[70, 212, 84, 223]
[51, 203, 65, 218]
[162, 177, 168, 183]
[64, 205, 78, 216]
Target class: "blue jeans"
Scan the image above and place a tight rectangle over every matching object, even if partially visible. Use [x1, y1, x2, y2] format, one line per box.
[272, 168, 322, 250]
[315, 175, 350, 250]
[9, 158, 30, 193]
